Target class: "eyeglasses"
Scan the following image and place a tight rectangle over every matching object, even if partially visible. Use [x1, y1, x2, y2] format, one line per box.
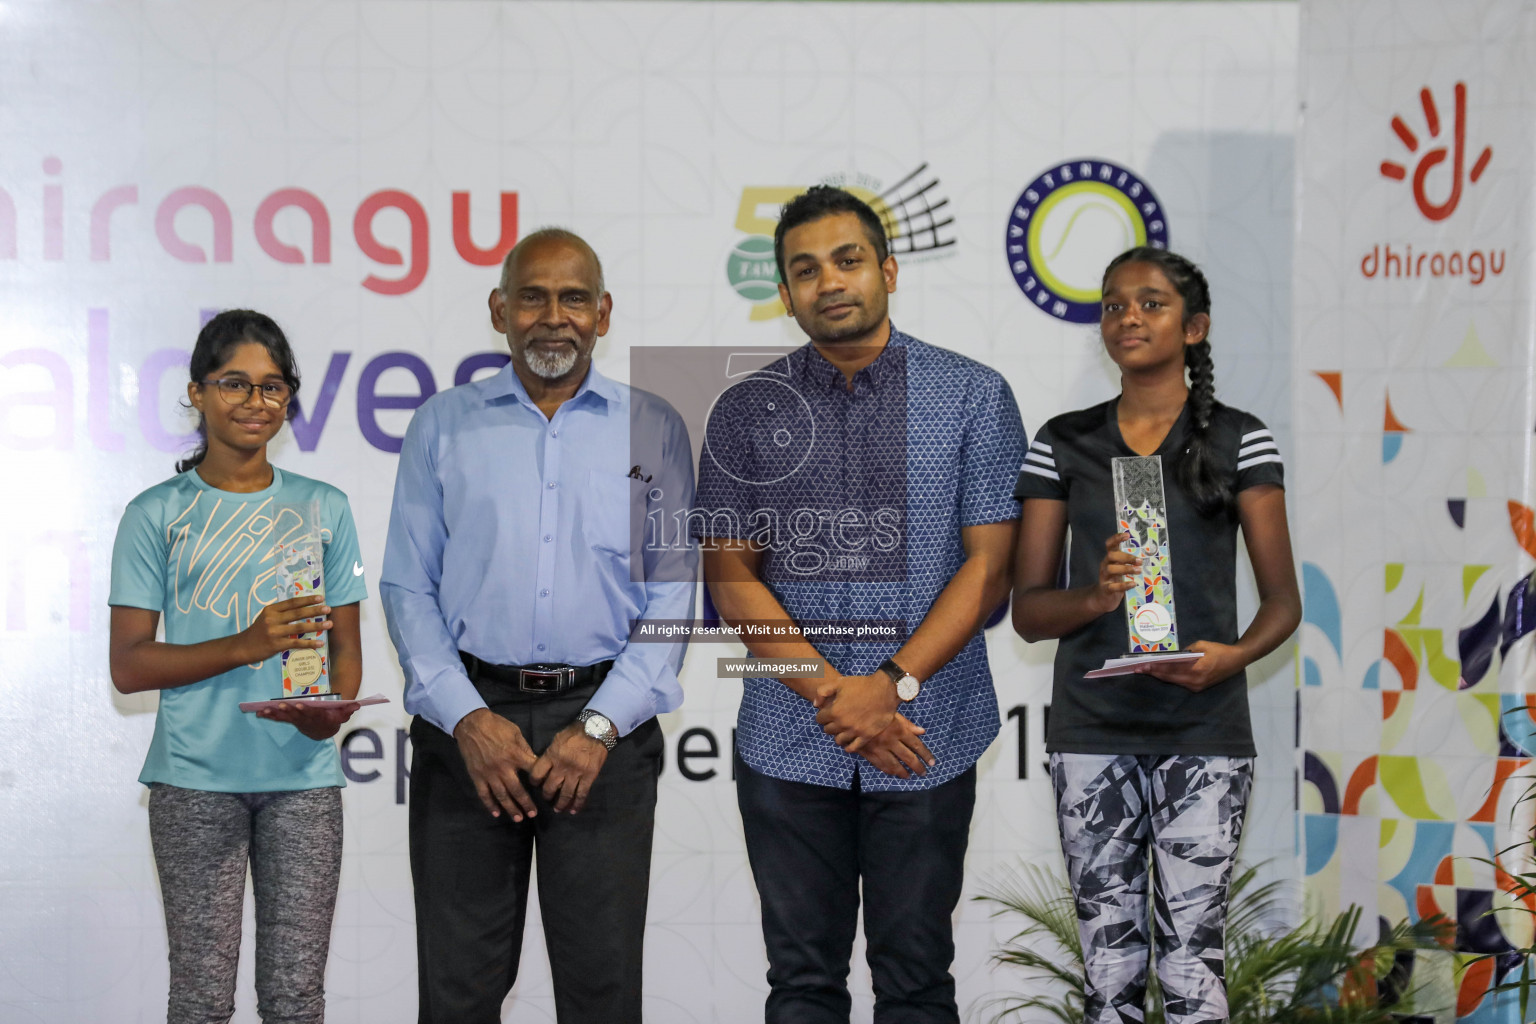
[201, 378, 293, 406]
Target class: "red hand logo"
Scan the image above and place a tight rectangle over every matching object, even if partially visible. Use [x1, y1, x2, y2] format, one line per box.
[1380, 83, 1492, 222]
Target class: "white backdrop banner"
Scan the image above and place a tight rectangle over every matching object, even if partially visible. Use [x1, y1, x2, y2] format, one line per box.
[0, 3, 1299, 1021]
[1295, 1, 1536, 1021]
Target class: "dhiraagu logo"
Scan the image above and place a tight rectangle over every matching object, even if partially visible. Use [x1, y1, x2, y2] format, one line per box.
[728, 166, 956, 321]
[1005, 159, 1168, 324]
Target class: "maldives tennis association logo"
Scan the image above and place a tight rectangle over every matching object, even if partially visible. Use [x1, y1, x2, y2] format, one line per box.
[726, 164, 957, 321]
[1005, 159, 1168, 324]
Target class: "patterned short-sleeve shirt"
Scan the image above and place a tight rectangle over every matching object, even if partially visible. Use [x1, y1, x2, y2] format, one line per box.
[694, 327, 1026, 791]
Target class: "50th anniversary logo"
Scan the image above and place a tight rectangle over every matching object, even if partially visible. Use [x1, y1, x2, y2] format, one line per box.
[725, 164, 957, 321]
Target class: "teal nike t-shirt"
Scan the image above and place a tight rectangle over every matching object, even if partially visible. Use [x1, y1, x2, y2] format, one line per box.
[109, 467, 369, 792]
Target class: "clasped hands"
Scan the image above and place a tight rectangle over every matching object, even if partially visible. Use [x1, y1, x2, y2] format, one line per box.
[454, 709, 608, 821]
[813, 673, 935, 780]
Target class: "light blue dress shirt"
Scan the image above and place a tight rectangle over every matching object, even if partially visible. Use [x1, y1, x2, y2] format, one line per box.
[380, 361, 696, 737]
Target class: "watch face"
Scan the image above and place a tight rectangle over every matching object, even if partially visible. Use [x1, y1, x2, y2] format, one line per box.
[583, 713, 615, 744]
[896, 675, 920, 702]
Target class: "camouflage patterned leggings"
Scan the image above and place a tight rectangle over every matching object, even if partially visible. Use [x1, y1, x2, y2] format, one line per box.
[1050, 753, 1253, 1024]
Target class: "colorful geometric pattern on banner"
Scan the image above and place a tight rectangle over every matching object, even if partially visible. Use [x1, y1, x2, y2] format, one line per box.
[1296, 2, 1536, 1020]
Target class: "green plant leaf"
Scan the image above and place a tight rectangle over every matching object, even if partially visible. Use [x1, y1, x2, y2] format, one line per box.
[978, 862, 1453, 1024]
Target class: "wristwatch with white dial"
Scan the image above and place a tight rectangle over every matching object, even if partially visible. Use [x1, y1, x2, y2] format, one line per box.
[576, 709, 618, 751]
[877, 658, 922, 703]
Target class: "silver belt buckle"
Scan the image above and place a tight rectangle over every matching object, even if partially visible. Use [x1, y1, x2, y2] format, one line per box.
[518, 665, 573, 693]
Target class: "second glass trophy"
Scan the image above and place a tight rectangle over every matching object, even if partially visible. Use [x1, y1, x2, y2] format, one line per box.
[1111, 455, 1181, 654]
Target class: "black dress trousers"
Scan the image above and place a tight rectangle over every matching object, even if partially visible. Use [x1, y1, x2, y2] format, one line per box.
[408, 679, 664, 1024]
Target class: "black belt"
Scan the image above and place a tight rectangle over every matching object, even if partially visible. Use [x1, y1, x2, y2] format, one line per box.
[459, 651, 614, 695]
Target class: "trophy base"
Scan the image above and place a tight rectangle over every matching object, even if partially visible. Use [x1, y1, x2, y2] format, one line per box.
[1085, 651, 1205, 679]
[240, 693, 391, 714]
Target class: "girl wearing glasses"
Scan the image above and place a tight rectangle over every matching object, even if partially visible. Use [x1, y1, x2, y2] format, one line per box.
[108, 309, 368, 1024]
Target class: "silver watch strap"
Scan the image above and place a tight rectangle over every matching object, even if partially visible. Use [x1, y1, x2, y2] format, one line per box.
[577, 709, 618, 751]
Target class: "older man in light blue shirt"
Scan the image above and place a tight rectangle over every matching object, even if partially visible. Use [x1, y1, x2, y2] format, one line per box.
[380, 227, 694, 1024]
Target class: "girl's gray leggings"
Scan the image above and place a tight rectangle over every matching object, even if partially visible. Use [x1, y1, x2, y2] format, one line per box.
[148, 783, 342, 1024]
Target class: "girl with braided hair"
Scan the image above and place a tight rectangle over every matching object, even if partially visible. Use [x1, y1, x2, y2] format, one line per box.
[1011, 247, 1301, 1023]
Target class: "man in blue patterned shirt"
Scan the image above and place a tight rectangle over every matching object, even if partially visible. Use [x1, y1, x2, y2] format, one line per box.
[696, 186, 1026, 1023]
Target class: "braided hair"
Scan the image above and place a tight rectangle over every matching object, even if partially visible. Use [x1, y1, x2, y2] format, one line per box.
[1101, 247, 1231, 518]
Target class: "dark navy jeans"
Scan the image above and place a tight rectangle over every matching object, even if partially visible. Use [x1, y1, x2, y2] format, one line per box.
[735, 755, 977, 1023]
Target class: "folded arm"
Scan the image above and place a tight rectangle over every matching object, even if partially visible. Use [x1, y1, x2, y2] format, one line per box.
[109, 595, 333, 694]
[702, 539, 936, 780]
[816, 519, 1016, 752]
[1011, 498, 1137, 642]
[1141, 484, 1301, 690]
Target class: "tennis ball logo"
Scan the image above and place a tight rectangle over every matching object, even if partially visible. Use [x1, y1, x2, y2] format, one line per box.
[726, 235, 780, 302]
[1037, 193, 1137, 295]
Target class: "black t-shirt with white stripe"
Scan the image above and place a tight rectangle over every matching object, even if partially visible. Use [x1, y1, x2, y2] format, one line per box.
[1014, 398, 1284, 756]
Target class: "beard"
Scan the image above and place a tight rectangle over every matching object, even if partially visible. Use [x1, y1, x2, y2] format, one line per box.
[810, 309, 879, 345]
[524, 343, 580, 379]
[803, 293, 886, 345]
[815, 312, 874, 342]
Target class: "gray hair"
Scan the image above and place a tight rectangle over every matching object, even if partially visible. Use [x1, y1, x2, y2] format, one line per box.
[497, 227, 606, 295]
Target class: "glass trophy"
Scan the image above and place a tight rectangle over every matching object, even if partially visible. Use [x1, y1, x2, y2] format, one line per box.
[1111, 455, 1181, 654]
[269, 499, 342, 699]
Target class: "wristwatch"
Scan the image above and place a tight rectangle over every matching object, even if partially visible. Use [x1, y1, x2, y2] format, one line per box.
[577, 709, 618, 751]
[877, 659, 922, 703]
